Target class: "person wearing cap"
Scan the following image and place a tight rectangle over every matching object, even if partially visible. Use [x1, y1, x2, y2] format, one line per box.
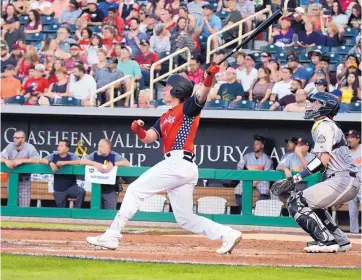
[214, 67, 245, 102]
[134, 39, 160, 87]
[125, 18, 148, 57]
[270, 78, 302, 110]
[318, 55, 337, 85]
[287, 54, 308, 87]
[0, 64, 22, 102]
[305, 50, 322, 76]
[58, 0, 82, 25]
[277, 137, 315, 194]
[0, 43, 17, 73]
[98, 0, 119, 18]
[281, 137, 298, 161]
[95, 57, 125, 104]
[79, 0, 104, 26]
[237, 54, 258, 93]
[2, 18, 25, 52]
[346, 130, 361, 233]
[64, 43, 88, 72]
[235, 135, 273, 213]
[269, 16, 295, 47]
[195, 4, 222, 49]
[21, 64, 49, 96]
[337, 54, 360, 82]
[270, 67, 293, 101]
[69, 64, 97, 106]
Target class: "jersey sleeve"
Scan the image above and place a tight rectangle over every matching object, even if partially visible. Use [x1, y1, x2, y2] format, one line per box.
[1, 144, 10, 159]
[237, 154, 248, 170]
[183, 94, 204, 117]
[70, 153, 80, 160]
[151, 118, 162, 139]
[28, 145, 40, 158]
[313, 122, 334, 154]
[277, 153, 291, 169]
[112, 151, 125, 162]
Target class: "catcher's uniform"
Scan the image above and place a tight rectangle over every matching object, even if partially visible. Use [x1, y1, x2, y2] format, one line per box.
[302, 118, 360, 209]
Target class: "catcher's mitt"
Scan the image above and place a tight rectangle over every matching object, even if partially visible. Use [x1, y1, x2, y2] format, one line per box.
[271, 177, 295, 196]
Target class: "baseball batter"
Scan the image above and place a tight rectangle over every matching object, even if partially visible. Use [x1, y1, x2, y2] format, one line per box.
[272, 92, 360, 253]
[87, 65, 242, 254]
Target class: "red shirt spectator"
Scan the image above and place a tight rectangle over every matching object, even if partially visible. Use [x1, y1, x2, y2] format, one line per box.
[104, 8, 125, 35]
[101, 25, 122, 50]
[187, 57, 204, 85]
[134, 42, 159, 65]
[63, 43, 88, 71]
[22, 64, 49, 94]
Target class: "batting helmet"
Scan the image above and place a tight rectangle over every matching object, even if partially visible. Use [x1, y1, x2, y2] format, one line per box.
[304, 92, 340, 120]
[159, 74, 194, 100]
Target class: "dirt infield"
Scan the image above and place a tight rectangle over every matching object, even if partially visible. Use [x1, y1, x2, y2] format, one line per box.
[1, 229, 361, 268]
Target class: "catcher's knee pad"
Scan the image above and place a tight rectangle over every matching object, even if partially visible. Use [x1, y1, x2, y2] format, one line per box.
[287, 192, 331, 242]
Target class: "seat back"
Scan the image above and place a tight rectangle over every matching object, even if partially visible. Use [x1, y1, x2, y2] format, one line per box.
[258, 101, 274, 111]
[53, 97, 81, 106]
[205, 99, 229, 110]
[139, 195, 167, 212]
[260, 44, 281, 54]
[343, 27, 358, 38]
[228, 100, 253, 110]
[197, 196, 227, 214]
[215, 11, 229, 20]
[348, 102, 362, 113]
[25, 33, 46, 42]
[254, 200, 283, 217]
[5, 95, 26, 105]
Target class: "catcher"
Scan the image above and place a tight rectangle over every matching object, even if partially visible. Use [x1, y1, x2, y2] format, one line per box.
[271, 92, 360, 253]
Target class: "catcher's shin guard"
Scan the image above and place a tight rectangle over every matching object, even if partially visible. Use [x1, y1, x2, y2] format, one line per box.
[287, 192, 335, 242]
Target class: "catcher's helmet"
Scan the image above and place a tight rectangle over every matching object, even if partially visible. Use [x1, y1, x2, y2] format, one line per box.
[159, 74, 194, 100]
[304, 92, 340, 120]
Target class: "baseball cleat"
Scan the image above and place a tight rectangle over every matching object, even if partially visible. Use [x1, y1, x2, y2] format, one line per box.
[304, 240, 339, 253]
[216, 231, 242, 255]
[307, 240, 352, 252]
[86, 229, 121, 250]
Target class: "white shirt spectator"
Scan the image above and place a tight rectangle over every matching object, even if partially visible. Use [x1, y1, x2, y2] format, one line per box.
[30, 0, 52, 12]
[272, 80, 292, 100]
[332, 14, 349, 29]
[69, 74, 97, 100]
[236, 67, 258, 92]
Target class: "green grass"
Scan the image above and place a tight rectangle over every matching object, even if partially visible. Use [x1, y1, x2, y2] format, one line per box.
[1, 254, 360, 280]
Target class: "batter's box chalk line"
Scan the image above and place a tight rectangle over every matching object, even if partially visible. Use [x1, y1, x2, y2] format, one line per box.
[5, 252, 360, 269]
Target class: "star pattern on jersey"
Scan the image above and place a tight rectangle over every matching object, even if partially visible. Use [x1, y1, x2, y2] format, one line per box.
[172, 115, 194, 150]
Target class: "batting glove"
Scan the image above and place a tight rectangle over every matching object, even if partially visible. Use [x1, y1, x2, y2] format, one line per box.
[203, 63, 220, 87]
[131, 120, 146, 140]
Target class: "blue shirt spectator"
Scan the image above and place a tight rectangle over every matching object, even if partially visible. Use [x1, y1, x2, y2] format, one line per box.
[124, 18, 148, 57]
[58, 1, 82, 25]
[98, 1, 119, 18]
[271, 17, 295, 45]
[195, 5, 222, 38]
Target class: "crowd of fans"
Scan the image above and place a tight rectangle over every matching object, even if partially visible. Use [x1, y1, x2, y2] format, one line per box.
[0, 0, 361, 110]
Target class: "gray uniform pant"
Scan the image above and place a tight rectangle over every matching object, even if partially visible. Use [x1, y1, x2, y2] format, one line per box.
[348, 193, 361, 233]
[18, 180, 31, 207]
[54, 185, 86, 208]
[303, 173, 360, 245]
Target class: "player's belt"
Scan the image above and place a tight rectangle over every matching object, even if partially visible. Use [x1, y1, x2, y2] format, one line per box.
[328, 172, 356, 179]
[165, 151, 195, 163]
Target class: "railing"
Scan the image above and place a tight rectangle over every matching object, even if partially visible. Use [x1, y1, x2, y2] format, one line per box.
[149, 47, 192, 100]
[89, 75, 135, 107]
[206, 7, 273, 64]
[0, 163, 322, 226]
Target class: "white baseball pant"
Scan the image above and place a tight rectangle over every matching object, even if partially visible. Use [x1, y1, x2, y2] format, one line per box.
[109, 150, 235, 240]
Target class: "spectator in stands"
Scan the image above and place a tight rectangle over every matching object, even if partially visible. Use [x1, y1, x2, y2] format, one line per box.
[24, 94, 41, 105]
[85, 34, 104, 66]
[48, 59, 65, 84]
[98, 0, 119, 18]
[143, 13, 157, 37]
[281, 137, 298, 161]
[319, 55, 336, 85]
[1, 43, 17, 73]
[2, 4, 20, 29]
[340, 73, 361, 103]
[195, 4, 222, 49]
[235, 51, 245, 74]
[159, 8, 176, 30]
[249, 67, 273, 103]
[290, 7, 306, 34]
[277, 137, 314, 194]
[29, 0, 53, 16]
[24, 9, 42, 34]
[146, 0, 165, 19]
[348, 3, 361, 28]
[238, 0, 254, 33]
[170, 17, 187, 52]
[64, 43, 88, 72]
[80, 0, 105, 26]
[101, 25, 120, 51]
[13, 0, 27, 15]
[187, 0, 208, 22]
[346, 130, 361, 233]
[270, 17, 295, 47]
[0, 65, 21, 102]
[0, 130, 40, 207]
[46, 67, 69, 99]
[297, 21, 323, 48]
[22, 64, 50, 96]
[235, 135, 273, 213]
[166, 0, 181, 17]
[215, 67, 245, 102]
[77, 28, 93, 50]
[69, 64, 97, 106]
[132, 89, 153, 108]
[271, 67, 293, 101]
[287, 54, 308, 87]
[91, 48, 108, 75]
[321, 0, 333, 12]
[39, 140, 85, 208]
[104, 7, 125, 35]
[53, 0, 72, 19]
[331, 0, 348, 29]
[349, 37, 362, 57]
[188, 56, 204, 85]
[237, 54, 258, 94]
[283, 89, 309, 112]
[270, 79, 302, 110]
[337, 54, 360, 82]
[305, 49, 322, 79]
[57, 27, 76, 53]
[2, 19, 24, 50]
[95, 57, 125, 103]
[119, 0, 139, 19]
[303, 3, 323, 31]
[43, 51, 55, 73]
[256, 52, 272, 70]
[178, 6, 197, 30]
[125, 18, 148, 57]
[267, 60, 280, 83]
[150, 23, 171, 57]
[80, 138, 130, 209]
[305, 77, 329, 95]
[134, 39, 160, 87]
[222, 0, 242, 43]
[322, 21, 345, 47]
[58, 0, 82, 25]
[176, 25, 199, 63]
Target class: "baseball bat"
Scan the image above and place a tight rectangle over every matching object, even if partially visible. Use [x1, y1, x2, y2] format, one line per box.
[207, 9, 283, 74]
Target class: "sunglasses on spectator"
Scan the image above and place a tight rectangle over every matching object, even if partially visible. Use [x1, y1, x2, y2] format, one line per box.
[70, 48, 79, 51]
[13, 137, 24, 139]
[261, 55, 269, 58]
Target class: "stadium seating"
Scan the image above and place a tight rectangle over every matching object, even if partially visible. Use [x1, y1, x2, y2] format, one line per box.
[348, 102, 362, 113]
[42, 24, 60, 34]
[254, 200, 283, 217]
[260, 44, 281, 54]
[327, 53, 342, 63]
[215, 11, 230, 20]
[196, 197, 229, 214]
[5, 96, 26, 105]
[53, 97, 81, 106]
[138, 195, 167, 212]
[204, 100, 229, 110]
[258, 101, 275, 111]
[313, 45, 329, 53]
[25, 33, 46, 45]
[345, 38, 356, 47]
[41, 16, 58, 25]
[227, 100, 253, 110]
[343, 27, 359, 38]
[330, 45, 352, 55]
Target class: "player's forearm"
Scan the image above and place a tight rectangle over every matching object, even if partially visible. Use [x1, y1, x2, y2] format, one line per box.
[23, 158, 40, 164]
[115, 160, 131, 167]
[195, 84, 211, 104]
[61, 160, 81, 165]
[139, 130, 156, 144]
[79, 159, 97, 166]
